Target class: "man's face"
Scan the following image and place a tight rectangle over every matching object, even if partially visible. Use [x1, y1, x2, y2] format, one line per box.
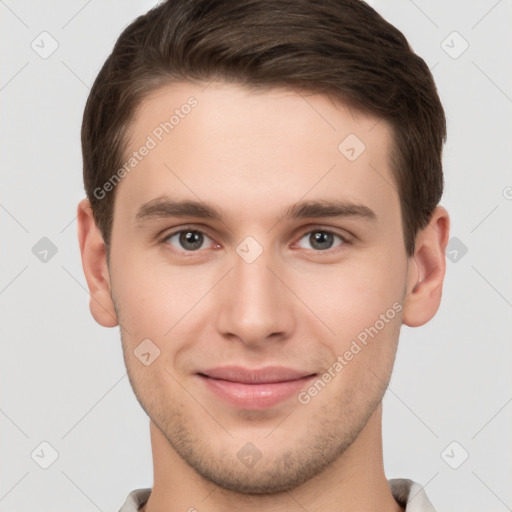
[108, 81, 411, 493]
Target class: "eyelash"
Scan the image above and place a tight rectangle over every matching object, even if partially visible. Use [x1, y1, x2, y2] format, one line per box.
[160, 225, 351, 255]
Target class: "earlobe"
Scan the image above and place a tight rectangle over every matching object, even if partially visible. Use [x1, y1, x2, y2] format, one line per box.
[77, 199, 119, 328]
[402, 206, 450, 328]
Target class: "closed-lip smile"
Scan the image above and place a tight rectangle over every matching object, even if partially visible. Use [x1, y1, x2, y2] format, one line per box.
[197, 366, 317, 409]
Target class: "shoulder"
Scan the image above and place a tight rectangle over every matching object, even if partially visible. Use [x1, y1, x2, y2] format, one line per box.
[117, 488, 151, 512]
[389, 478, 436, 512]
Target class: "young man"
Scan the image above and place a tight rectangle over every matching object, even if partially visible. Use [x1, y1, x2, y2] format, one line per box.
[77, 1, 450, 510]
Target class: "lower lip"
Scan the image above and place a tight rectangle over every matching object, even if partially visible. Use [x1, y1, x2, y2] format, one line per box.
[198, 374, 316, 410]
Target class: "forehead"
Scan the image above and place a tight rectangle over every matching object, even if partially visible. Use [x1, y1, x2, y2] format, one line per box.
[116, 80, 398, 228]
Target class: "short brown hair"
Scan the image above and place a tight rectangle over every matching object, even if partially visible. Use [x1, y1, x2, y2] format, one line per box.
[82, 0, 446, 256]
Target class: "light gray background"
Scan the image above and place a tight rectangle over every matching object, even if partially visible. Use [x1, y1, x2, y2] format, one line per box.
[1, 1, 511, 511]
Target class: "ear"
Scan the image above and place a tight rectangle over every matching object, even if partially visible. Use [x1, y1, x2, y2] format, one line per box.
[77, 199, 118, 327]
[402, 206, 450, 327]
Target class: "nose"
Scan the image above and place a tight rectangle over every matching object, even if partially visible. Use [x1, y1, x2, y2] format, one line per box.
[214, 247, 296, 348]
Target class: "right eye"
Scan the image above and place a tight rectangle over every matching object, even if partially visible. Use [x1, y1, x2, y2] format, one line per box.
[163, 228, 218, 252]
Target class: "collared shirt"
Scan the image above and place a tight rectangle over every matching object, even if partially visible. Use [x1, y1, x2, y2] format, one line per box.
[118, 479, 436, 511]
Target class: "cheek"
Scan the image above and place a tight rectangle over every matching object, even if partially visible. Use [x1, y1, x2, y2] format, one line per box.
[114, 274, 169, 339]
[288, 250, 405, 388]
[292, 250, 405, 336]
[110, 251, 223, 365]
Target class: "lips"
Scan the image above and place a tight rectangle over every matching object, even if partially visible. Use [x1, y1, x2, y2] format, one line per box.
[197, 366, 316, 410]
[199, 365, 313, 384]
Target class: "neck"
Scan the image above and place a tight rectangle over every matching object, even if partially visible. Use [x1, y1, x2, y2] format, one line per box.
[141, 403, 403, 512]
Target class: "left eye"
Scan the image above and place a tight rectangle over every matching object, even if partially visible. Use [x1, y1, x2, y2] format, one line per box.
[296, 230, 345, 251]
[164, 230, 215, 251]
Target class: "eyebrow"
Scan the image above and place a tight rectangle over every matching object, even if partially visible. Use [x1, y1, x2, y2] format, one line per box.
[135, 197, 377, 224]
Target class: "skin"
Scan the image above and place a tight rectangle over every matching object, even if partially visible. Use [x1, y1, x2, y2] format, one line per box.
[78, 81, 450, 511]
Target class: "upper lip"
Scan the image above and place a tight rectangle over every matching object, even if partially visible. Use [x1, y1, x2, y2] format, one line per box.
[199, 366, 315, 384]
